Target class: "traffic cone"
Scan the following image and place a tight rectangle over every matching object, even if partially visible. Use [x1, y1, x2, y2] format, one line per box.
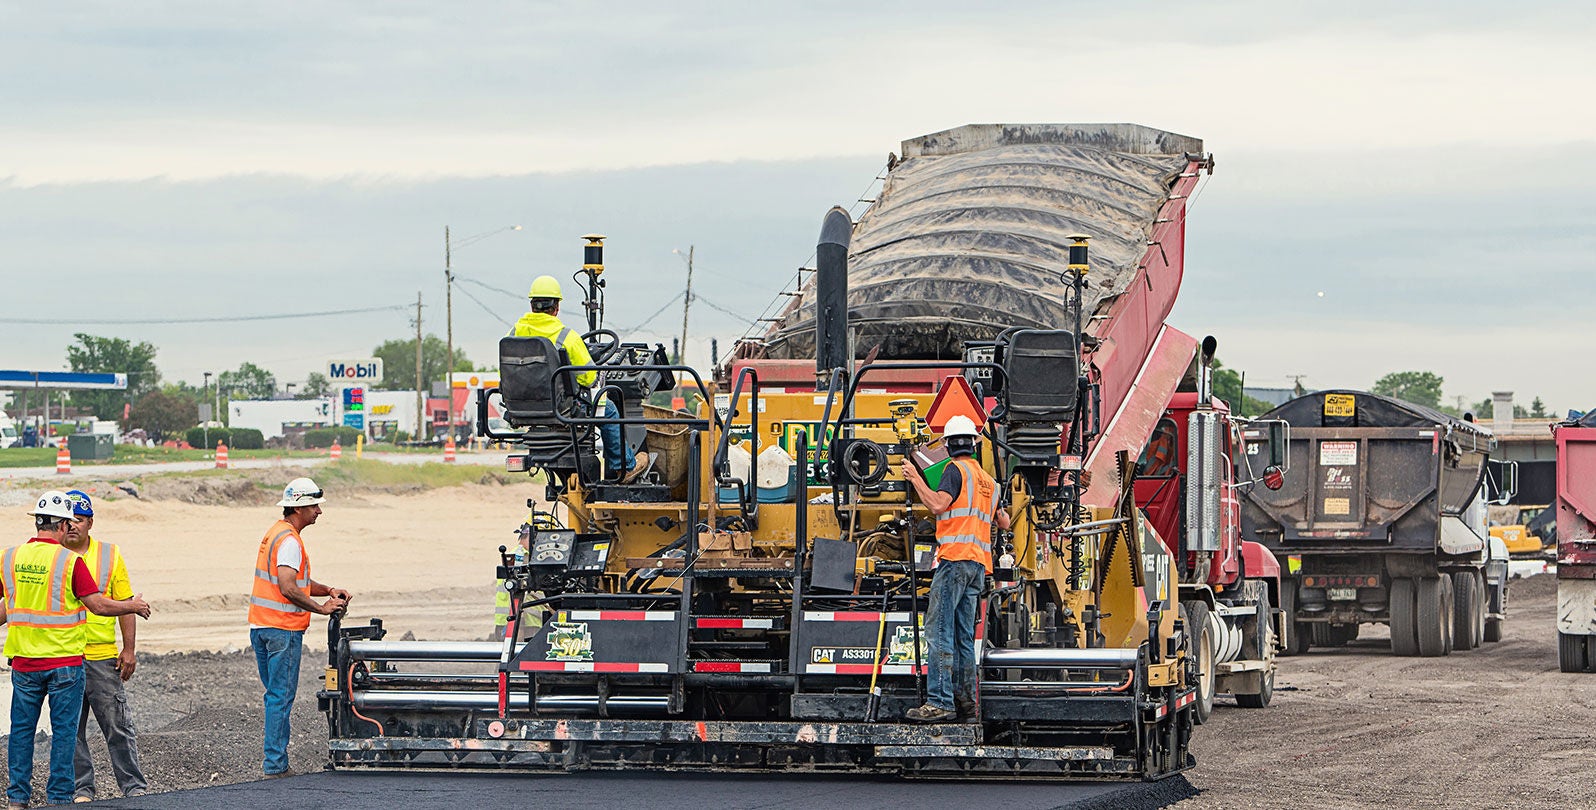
[215, 441, 229, 469]
[56, 443, 71, 475]
[671, 394, 687, 411]
[330, 440, 343, 461]
[444, 435, 456, 463]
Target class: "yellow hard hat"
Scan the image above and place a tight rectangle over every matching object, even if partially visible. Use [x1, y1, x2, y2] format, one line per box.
[528, 275, 563, 300]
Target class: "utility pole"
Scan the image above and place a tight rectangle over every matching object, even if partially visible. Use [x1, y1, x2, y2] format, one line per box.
[444, 226, 454, 442]
[415, 291, 424, 444]
[677, 245, 695, 365]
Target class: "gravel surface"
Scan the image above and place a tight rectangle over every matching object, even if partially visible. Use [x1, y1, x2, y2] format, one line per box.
[2, 575, 1586, 807]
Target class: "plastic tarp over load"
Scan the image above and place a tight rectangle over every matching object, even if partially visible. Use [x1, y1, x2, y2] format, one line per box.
[760, 123, 1204, 360]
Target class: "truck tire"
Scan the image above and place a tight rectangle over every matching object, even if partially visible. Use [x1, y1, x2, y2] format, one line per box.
[1451, 571, 1478, 651]
[1389, 578, 1419, 657]
[1279, 582, 1310, 656]
[1473, 573, 1487, 645]
[1181, 600, 1215, 725]
[1416, 575, 1453, 657]
[1236, 592, 1274, 710]
[1558, 632, 1588, 673]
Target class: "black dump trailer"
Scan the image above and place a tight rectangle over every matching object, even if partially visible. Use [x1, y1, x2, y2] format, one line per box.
[1239, 390, 1508, 657]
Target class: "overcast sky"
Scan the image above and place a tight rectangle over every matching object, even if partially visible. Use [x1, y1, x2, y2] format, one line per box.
[3, 1, 1592, 412]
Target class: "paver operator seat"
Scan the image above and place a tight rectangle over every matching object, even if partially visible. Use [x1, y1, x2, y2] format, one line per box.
[498, 335, 600, 484]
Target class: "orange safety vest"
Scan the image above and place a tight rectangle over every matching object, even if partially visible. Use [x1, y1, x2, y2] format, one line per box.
[248, 520, 312, 632]
[934, 456, 999, 573]
[1, 542, 89, 659]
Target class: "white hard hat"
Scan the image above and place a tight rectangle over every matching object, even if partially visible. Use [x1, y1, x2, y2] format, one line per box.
[277, 477, 326, 508]
[941, 415, 981, 439]
[28, 490, 77, 521]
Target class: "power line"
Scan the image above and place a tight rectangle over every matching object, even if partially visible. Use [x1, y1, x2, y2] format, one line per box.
[617, 291, 685, 334]
[0, 304, 410, 326]
[452, 283, 514, 328]
[456, 276, 525, 302]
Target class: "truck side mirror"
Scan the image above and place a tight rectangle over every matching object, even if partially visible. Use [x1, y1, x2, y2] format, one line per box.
[1263, 466, 1285, 491]
[1490, 459, 1519, 505]
[1267, 420, 1289, 469]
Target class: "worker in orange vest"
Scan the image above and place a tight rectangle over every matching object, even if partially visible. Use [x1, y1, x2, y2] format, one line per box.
[247, 478, 350, 778]
[899, 415, 1009, 723]
[2, 491, 151, 807]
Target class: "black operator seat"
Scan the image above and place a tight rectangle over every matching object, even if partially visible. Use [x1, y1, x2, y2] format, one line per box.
[498, 335, 599, 482]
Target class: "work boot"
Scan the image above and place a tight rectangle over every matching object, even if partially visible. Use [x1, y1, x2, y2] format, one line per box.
[621, 452, 653, 484]
[955, 696, 979, 723]
[905, 703, 956, 723]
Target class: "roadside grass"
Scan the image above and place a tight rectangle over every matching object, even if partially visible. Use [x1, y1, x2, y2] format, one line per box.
[124, 457, 542, 492]
[0, 443, 455, 468]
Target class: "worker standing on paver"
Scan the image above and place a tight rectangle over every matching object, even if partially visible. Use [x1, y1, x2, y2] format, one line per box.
[2, 491, 151, 808]
[508, 274, 649, 483]
[899, 416, 1010, 723]
[61, 490, 148, 802]
[247, 477, 350, 778]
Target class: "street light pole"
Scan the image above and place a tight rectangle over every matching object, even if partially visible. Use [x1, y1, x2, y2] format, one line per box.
[202, 371, 212, 448]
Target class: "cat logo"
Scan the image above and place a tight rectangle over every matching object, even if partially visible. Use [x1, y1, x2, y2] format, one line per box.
[544, 621, 594, 662]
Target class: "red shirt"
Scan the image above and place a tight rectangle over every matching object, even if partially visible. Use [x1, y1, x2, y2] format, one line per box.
[7, 536, 101, 671]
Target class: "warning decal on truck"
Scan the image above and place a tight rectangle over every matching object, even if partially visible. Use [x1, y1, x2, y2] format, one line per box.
[1323, 497, 1352, 516]
[1319, 441, 1358, 466]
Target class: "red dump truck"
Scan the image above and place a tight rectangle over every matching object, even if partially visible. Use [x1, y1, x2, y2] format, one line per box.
[1555, 411, 1596, 672]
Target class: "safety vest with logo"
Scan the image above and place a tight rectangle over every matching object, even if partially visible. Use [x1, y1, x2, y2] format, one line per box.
[507, 312, 596, 387]
[934, 456, 999, 573]
[81, 536, 127, 659]
[249, 520, 312, 632]
[1, 542, 89, 659]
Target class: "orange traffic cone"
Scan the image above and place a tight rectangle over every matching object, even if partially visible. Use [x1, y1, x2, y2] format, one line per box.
[443, 435, 456, 463]
[330, 440, 342, 461]
[56, 443, 71, 475]
[215, 441, 230, 469]
[670, 394, 686, 411]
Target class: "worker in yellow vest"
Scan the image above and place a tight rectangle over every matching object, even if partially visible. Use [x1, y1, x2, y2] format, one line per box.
[2, 491, 151, 808]
[247, 478, 350, 778]
[899, 416, 1009, 723]
[61, 490, 148, 801]
[508, 275, 649, 482]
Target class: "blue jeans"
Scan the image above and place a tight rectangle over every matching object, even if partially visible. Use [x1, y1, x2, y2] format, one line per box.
[925, 560, 985, 711]
[8, 664, 85, 805]
[598, 399, 634, 476]
[251, 627, 304, 775]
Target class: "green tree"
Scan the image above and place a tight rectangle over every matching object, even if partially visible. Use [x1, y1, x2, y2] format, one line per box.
[1372, 371, 1444, 409]
[126, 390, 197, 442]
[371, 334, 470, 391]
[1530, 396, 1548, 418]
[1211, 359, 1272, 417]
[302, 372, 332, 398]
[218, 362, 277, 401]
[65, 334, 161, 420]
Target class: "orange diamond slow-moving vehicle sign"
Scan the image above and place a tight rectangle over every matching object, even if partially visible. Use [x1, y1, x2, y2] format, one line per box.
[925, 375, 988, 434]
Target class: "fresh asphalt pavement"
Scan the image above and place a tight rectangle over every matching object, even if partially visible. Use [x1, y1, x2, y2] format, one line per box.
[84, 770, 1196, 810]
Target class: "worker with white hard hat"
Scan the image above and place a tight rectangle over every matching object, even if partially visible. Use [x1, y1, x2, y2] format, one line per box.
[3, 491, 151, 807]
[508, 274, 650, 484]
[247, 477, 350, 778]
[898, 415, 1010, 724]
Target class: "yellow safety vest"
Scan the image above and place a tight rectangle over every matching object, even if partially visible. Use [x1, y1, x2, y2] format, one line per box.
[1, 541, 89, 659]
[507, 312, 596, 387]
[81, 536, 125, 659]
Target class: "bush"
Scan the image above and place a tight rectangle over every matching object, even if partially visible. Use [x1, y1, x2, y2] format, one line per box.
[303, 426, 363, 449]
[184, 427, 232, 448]
[229, 428, 265, 450]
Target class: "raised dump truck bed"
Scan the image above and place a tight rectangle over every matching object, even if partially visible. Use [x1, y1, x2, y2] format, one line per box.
[1555, 410, 1596, 671]
[1239, 390, 1506, 656]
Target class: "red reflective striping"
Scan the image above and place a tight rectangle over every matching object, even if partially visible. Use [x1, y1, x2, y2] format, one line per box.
[691, 661, 772, 673]
[827, 612, 881, 622]
[695, 618, 773, 629]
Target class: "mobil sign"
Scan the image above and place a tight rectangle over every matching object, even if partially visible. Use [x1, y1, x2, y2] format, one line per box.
[329, 358, 384, 384]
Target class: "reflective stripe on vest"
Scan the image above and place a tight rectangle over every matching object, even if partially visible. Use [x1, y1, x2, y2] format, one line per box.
[248, 522, 312, 631]
[934, 457, 997, 570]
[83, 538, 121, 649]
[2, 543, 89, 659]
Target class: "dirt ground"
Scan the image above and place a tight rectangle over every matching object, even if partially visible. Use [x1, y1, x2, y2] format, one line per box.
[1, 475, 1593, 806]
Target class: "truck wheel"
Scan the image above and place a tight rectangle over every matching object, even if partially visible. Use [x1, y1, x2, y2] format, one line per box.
[1473, 574, 1487, 645]
[1389, 578, 1419, 657]
[1180, 600, 1215, 725]
[1415, 574, 1453, 657]
[1451, 571, 1478, 651]
[1279, 582, 1310, 656]
[1236, 593, 1275, 710]
[1558, 632, 1588, 673]
[1484, 617, 1503, 643]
